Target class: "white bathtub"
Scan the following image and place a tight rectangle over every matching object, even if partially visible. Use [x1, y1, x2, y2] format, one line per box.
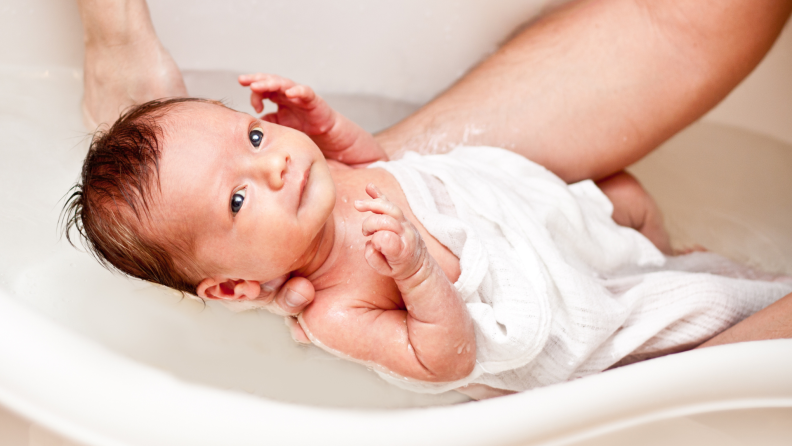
[1, 1, 791, 444]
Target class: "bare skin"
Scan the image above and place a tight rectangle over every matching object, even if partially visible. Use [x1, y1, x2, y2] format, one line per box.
[697, 292, 792, 348]
[154, 98, 474, 382]
[376, 0, 792, 182]
[78, 0, 187, 129]
[596, 171, 672, 255]
[150, 75, 680, 383]
[77, 0, 792, 352]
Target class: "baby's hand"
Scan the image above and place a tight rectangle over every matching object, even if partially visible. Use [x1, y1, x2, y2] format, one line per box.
[238, 73, 336, 137]
[355, 183, 427, 281]
[239, 73, 387, 166]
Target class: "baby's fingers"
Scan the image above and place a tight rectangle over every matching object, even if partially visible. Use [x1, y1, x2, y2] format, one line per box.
[262, 113, 280, 124]
[370, 230, 405, 260]
[284, 85, 317, 104]
[361, 213, 401, 237]
[364, 240, 393, 275]
[250, 89, 267, 114]
[365, 183, 386, 200]
[239, 73, 295, 88]
[355, 186, 404, 221]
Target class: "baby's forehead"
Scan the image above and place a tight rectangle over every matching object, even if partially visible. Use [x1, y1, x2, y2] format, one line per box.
[159, 101, 249, 152]
[152, 101, 244, 223]
[163, 101, 239, 132]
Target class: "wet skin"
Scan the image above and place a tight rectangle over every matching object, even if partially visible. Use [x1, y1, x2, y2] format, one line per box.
[154, 102, 470, 381]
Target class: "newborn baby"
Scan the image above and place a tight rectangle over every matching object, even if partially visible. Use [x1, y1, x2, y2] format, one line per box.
[65, 74, 792, 398]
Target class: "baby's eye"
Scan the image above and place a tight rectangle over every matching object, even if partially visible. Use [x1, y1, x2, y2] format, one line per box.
[231, 188, 246, 214]
[249, 128, 264, 148]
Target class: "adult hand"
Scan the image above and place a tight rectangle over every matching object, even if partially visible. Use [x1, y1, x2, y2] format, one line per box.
[255, 274, 315, 344]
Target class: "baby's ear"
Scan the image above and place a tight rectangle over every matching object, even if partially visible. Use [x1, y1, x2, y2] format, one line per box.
[197, 278, 261, 301]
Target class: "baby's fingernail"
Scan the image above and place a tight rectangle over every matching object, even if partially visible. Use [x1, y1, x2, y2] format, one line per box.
[285, 289, 307, 308]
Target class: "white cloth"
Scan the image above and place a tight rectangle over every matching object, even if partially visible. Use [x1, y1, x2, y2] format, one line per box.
[369, 146, 792, 393]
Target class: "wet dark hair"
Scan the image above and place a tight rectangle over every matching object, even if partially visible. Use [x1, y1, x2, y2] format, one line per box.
[62, 97, 223, 295]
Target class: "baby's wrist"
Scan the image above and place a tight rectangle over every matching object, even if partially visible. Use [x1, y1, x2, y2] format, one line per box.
[395, 254, 442, 296]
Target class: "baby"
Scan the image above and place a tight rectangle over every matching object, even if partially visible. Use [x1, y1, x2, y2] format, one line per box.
[65, 74, 792, 398]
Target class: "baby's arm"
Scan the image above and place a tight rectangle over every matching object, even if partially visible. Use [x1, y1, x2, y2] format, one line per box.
[239, 73, 387, 167]
[309, 183, 475, 382]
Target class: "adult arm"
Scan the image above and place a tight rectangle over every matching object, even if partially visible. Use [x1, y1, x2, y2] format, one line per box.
[375, 0, 792, 183]
[77, 0, 187, 129]
[697, 292, 792, 348]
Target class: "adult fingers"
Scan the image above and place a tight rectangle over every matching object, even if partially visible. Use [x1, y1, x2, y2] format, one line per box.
[273, 276, 315, 316]
[255, 273, 290, 304]
[284, 316, 311, 344]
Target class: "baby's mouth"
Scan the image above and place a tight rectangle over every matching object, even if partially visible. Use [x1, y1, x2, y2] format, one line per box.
[297, 165, 311, 210]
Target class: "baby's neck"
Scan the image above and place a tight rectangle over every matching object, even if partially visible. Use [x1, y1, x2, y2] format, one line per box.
[293, 215, 336, 279]
[291, 161, 353, 281]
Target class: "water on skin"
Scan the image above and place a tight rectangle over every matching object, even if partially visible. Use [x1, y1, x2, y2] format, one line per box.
[3, 66, 792, 410]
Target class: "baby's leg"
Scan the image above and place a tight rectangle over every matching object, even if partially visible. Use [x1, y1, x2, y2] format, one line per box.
[596, 171, 673, 255]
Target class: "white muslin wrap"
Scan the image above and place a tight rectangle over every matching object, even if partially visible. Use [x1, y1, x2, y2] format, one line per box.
[369, 147, 792, 393]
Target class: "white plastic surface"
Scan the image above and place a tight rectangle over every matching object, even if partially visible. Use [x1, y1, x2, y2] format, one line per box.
[1, 1, 792, 445]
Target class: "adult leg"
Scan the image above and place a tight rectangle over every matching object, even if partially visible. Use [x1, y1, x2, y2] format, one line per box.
[697, 292, 792, 348]
[375, 0, 792, 183]
[78, 0, 187, 130]
[596, 171, 672, 254]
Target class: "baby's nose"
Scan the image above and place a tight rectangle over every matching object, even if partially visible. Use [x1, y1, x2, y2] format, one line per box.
[260, 151, 289, 191]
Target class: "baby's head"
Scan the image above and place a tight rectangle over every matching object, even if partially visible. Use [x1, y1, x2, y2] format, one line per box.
[64, 98, 336, 300]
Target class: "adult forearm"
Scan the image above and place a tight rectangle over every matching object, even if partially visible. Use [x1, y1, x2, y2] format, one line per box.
[77, 0, 158, 46]
[376, 0, 792, 182]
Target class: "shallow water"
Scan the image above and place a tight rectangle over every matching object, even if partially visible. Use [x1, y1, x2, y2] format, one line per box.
[2, 65, 792, 414]
[0, 66, 466, 409]
[2, 64, 792, 446]
[629, 123, 792, 276]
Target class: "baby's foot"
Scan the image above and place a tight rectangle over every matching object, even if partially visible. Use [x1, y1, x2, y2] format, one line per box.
[82, 40, 187, 130]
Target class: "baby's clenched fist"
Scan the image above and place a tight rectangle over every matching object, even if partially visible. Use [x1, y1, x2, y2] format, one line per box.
[355, 183, 428, 281]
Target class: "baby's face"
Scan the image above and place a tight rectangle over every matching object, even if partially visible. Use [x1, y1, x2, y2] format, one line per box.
[152, 102, 335, 283]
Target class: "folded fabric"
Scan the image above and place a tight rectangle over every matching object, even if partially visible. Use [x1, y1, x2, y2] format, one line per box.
[370, 146, 792, 393]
